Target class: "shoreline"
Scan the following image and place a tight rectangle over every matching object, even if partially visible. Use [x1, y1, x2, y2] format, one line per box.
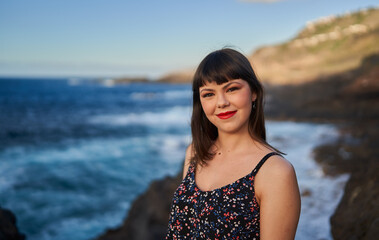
[313, 120, 379, 239]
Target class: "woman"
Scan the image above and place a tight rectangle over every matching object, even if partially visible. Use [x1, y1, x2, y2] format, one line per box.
[166, 48, 300, 239]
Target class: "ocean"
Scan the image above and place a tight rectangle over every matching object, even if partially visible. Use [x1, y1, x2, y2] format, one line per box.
[0, 78, 348, 240]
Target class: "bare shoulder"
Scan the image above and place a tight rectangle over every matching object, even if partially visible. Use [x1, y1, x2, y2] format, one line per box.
[261, 154, 296, 177]
[256, 154, 301, 239]
[255, 154, 299, 201]
[182, 144, 193, 179]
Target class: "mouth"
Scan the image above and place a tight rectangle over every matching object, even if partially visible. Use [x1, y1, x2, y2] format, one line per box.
[216, 110, 237, 119]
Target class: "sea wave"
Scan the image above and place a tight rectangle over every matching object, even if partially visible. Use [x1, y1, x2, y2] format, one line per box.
[0, 132, 190, 240]
[266, 121, 348, 240]
[87, 106, 192, 127]
[130, 90, 192, 101]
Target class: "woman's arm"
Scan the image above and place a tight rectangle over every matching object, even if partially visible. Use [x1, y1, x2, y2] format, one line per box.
[182, 144, 193, 179]
[255, 155, 301, 240]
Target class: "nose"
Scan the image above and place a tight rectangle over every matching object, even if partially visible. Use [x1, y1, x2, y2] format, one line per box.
[217, 93, 230, 108]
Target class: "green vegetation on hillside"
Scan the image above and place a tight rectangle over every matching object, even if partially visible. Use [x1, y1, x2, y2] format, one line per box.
[297, 7, 379, 38]
[250, 7, 379, 84]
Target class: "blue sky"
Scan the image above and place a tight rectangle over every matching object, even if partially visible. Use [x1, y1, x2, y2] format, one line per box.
[0, 0, 378, 78]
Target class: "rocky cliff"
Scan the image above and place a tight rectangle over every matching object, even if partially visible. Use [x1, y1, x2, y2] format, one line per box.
[0, 207, 26, 240]
[250, 7, 379, 85]
[157, 69, 194, 83]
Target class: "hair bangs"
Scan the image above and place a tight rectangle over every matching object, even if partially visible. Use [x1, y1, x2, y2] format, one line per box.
[193, 50, 248, 91]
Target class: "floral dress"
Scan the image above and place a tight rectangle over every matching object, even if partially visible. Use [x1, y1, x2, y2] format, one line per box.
[166, 152, 280, 240]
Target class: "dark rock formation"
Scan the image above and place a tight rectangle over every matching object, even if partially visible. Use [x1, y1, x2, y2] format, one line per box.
[0, 207, 26, 240]
[306, 55, 379, 240]
[157, 70, 194, 84]
[95, 173, 182, 240]
[331, 156, 378, 239]
[249, 8, 379, 85]
[314, 120, 379, 240]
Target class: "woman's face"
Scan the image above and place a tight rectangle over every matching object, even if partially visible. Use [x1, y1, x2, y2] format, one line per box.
[199, 79, 256, 135]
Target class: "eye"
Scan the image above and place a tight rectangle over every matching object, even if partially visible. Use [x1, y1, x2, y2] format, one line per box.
[227, 87, 239, 92]
[201, 92, 214, 98]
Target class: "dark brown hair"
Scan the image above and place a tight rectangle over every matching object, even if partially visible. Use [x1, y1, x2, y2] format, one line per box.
[190, 48, 282, 166]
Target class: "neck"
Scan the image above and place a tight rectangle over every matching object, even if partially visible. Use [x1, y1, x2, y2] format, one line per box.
[215, 128, 257, 154]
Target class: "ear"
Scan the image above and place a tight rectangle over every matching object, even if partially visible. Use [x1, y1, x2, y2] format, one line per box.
[252, 92, 257, 102]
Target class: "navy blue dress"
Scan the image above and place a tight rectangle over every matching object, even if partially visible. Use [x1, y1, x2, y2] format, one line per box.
[166, 152, 280, 239]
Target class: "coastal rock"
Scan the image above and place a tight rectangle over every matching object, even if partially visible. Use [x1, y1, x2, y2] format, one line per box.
[311, 56, 379, 239]
[331, 162, 378, 240]
[157, 69, 194, 83]
[0, 207, 26, 240]
[95, 173, 182, 240]
[249, 7, 379, 85]
[113, 77, 149, 84]
[314, 120, 379, 240]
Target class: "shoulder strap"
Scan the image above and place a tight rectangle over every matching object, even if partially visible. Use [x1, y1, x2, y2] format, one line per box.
[186, 163, 196, 178]
[251, 152, 281, 177]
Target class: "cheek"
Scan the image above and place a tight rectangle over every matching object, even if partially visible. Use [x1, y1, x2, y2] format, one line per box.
[234, 90, 253, 108]
[200, 99, 215, 116]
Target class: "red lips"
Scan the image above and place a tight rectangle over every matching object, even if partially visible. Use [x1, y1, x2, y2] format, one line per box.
[216, 111, 237, 119]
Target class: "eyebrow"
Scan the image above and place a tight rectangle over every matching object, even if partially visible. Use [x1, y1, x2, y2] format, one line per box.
[200, 81, 242, 93]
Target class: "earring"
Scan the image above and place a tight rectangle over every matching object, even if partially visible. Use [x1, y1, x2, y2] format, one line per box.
[253, 101, 256, 109]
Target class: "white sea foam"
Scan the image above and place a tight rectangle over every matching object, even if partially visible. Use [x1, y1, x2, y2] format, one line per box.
[146, 134, 191, 164]
[87, 106, 192, 127]
[0, 130, 191, 240]
[266, 121, 348, 240]
[130, 90, 191, 101]
[163, 90, 192, 100]
[33, 203, 130, 240]
[67, 78, 81, 86]
[129, 92, 157, 100]
[0, 135, 188, 167]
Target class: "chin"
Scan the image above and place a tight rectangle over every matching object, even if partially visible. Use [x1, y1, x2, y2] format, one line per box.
[217, 125, 246, 135]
